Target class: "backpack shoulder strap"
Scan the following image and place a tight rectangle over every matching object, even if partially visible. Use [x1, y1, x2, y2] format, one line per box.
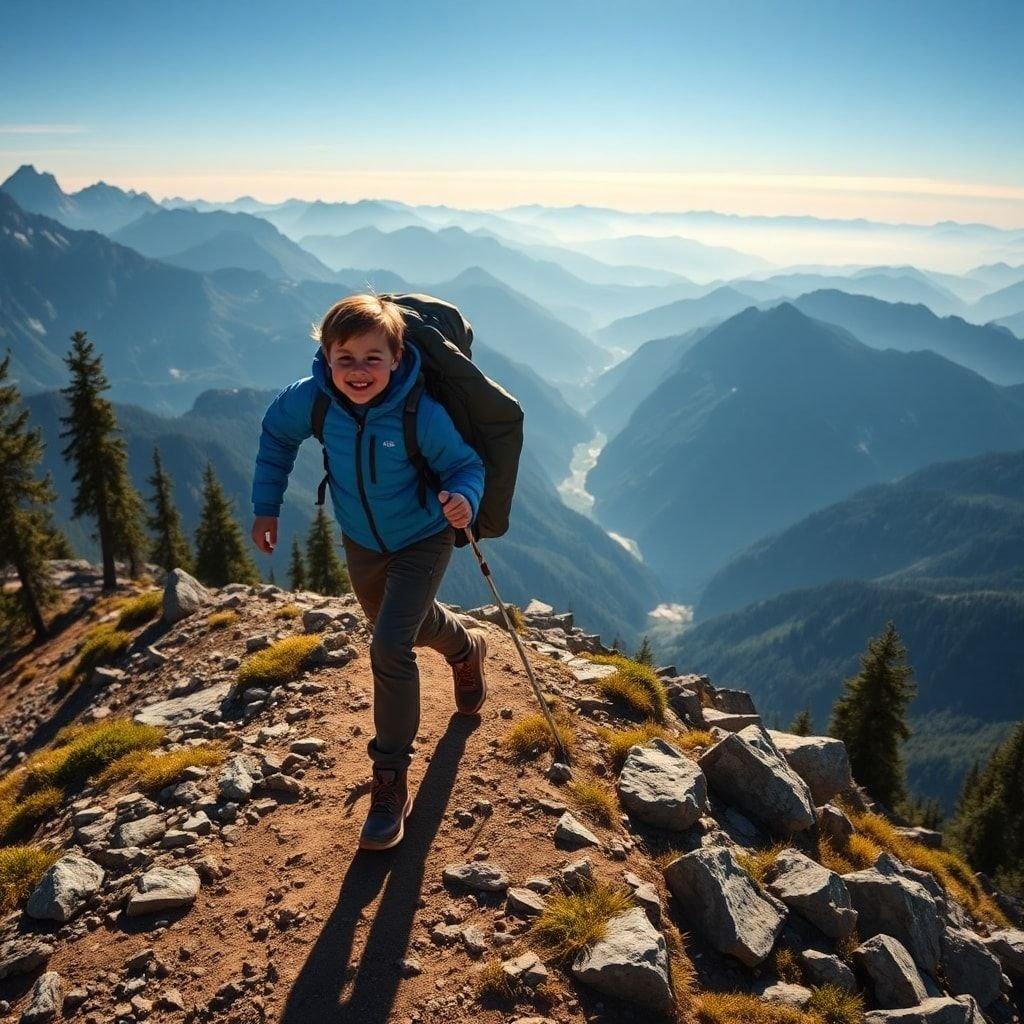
[311, 390, 331, 505]
[403, 373, 441, 508]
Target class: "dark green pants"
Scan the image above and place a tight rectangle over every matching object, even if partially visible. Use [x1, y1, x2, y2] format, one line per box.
[343, 525, 473, 770]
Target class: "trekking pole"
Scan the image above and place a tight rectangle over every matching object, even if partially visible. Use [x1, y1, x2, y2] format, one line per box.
[462, 527, 570, 764]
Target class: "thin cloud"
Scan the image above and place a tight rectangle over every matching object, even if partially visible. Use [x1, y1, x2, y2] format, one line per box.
[0, 124, 86, 135]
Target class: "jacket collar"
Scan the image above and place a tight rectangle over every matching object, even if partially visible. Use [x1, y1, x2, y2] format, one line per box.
[312, 341, 421, 418]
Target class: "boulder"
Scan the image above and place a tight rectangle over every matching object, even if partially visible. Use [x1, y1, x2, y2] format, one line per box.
[20, 971, 63, 1023]
[666, 684, 703, 726]
[768, 731, 853, 805]
[133, 679, 232, 727]
[26, 854, 104, 923]
[765, 850, 857, 938]
[843, 866, 942, 973]
[0, 939, 53, 981]
[112, 813, 167, 848]
[800, 949, 856, 992]
[218, 754, 259, 802]
[817, 804, 855, 845]
[662, 846, 786, 966]
[162, 568, 209, 623]
[507, 887, 547, 916]
[752, 981, 813, 1007]
[983, 928, 1024, 978]
[942, 927, 1003, 1008]
[701, 709, 762, 732]
[710, 688, 757, 715]
[571, 906, 673, 1012]
[698, 726, 815, 837]
[617, 738, 707, 830]
[853, 934, 929, 1008]
[125, 865, 201, 917]
[442, 862, 510, 892]
[864, 996, 986, 1024]
[554, 811, 600, 848]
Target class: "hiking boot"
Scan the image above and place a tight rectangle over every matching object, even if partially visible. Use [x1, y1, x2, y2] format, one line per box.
[358, 766, 412, 851]
[452, 631, 487, 715]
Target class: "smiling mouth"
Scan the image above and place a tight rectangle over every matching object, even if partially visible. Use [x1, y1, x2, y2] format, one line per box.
[346, 380, 372, 390]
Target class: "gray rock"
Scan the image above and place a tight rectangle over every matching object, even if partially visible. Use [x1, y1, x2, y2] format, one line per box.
[548, 762, 572, 783]
[663, 846, 786, 966]
[507, 887, 547, 916]
[461, 925, 486, 957]
[20, 971, 62, 1024]
[554, 811, 600, 848]
[559, 858, 593, 891]
[218, 754, 259, 802]
[800, 949, 856, 992]
[112, 813, 167, 848]
[125, 865, 201, 917]
[623, 872, 662, 926]
[162, 568, 209, 623]
[571, 906, 673, 1012]
[711, 687, 757, 715]
[942, 927, 1003, 1007]
[818, 803, 855, 845]
[0, 939, 53, 981]
[698, 726, 815, 837]
[864, 996, 986, 1024]
[983, 928, 1024, 978]
[768, 731, 854, 805]
[843, 866, 943, 973]
[853, 934, 929, 1008]
[289, 736, 326, 756]
[752, 981, 813, 1007]
[502, 951, 548, 988]
[702, 708, 762, 732]
[666, 684, 704, 726]
[617, 738, 707, 831]
[134, 679, 232, 727]
[442, 861, 510, 892]
[895, 826, 943, 849]
[765, 850, 857, 938]
[26, 854, 104, 923]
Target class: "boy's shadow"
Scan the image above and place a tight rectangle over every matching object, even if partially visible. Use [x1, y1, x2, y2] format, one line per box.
[282, 713, 479, 1024]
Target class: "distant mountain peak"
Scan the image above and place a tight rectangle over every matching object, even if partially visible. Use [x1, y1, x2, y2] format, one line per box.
[1, 163, 67, 203]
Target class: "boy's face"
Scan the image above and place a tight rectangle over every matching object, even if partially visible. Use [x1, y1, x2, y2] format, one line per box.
[328, 330, 400, 405]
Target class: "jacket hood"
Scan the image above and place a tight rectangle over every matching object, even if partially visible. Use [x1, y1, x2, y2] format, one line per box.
[311, 341, 421, 415]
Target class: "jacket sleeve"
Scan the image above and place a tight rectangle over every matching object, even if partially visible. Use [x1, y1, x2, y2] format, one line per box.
[419, 399, 485, 521]
[251, 378, 316, 517]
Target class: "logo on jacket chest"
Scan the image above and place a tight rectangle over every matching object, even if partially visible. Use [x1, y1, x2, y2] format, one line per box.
[382, 440, 396, 448]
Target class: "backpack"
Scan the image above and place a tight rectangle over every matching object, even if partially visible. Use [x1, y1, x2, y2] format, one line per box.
[311, 293, 524, 545]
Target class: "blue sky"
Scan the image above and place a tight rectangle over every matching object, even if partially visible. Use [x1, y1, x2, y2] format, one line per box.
[2, 0, 1022, 224]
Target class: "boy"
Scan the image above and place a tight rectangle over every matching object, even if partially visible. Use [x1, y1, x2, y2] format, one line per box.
[250, 293, 488, 851]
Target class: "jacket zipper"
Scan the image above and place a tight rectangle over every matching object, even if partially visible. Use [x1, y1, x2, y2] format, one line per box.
[355, 419, 388, 552]
[369, 434, 377, 484]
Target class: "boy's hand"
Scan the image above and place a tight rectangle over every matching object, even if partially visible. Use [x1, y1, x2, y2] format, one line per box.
[251, 516, 278, 554]
[438, 491, 471, 530]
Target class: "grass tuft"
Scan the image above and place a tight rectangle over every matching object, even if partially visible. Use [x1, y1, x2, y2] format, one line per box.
[116, 590, 163, 629]
[235, 634, 323, 691]
[475, 959, 515, 999]
[0, 780, 64, 845]
[60, 623, 132, 686]
[274, 603, 302, 620]
[735, 842, 787, 888]
[695, 991, 818, 1024]
[0, 845, 60, 912]
[568, 779, 618, 827]
[807, 985, 865, 1024]
[676, 729, 715, 753]
[206, 610, 239, 629]
[503, 713, 575, 761]
[96, 743, 225, 791]
[591, 654, 668, 722]
[529, 877, 634, 960]
[596, 722, 674, 770]
[771, 945, 804, 985]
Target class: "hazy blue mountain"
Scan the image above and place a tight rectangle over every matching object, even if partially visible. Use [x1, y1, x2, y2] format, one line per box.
[575, 234, 770, 282]
[24, 387, 662, 646]
[295, 224, 699, 333]
[996, 310, 1024, 338]
[1, 164, 160, 233]
[586, 303, 1024, 599]
[111, 207, 337, 283]
[788, 290, 1024, 385]
[161, 195, 277, 215]
[594, 285, 757, 351]
[969, 278, 1024, 324]
[966, 262, 1024, 289]
[699, 449, 1024, 618]
[260, 198, 429, 240]
[671, 578, 1022, 808]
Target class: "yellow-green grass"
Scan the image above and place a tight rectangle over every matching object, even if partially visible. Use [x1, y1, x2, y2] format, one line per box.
[529, 878, 634, 960]
[663, 920, 697, 1018]
[25, 719, 164, 791]
[807, 985, 865, 1024]
[589, 653, 668, 722]
[59, 623, 132, 686]
[206, 610, 239, 629]
[235, 634, 323, 691]
[695, 991, 820, 1024]
[596, 722, 674, 770]
[502, 713, 576, 761]
[0, 781, 63, 845]
[0, 845, 60, 912]
[848, 810, 1009, 926]
[771, 946, 804, 985]
[116, 590, 163, 629]
[735, 842, 787, 888]
[567, 779, 618, 827]
[676, 730, 714, 754]
[815, 833, 880, 875]
[96, 742, 225, 791]
[475, 958, 516, 999]
[274, 603, 302, 620]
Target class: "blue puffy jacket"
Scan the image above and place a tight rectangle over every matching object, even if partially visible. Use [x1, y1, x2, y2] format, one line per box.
[251, 342, 485, 552]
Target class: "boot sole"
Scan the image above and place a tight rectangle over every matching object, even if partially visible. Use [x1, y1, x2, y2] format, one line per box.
[456, 636, 488, 716]
[358, 792, 413, 851]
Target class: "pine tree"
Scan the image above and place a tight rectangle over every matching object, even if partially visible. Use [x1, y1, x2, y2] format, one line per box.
[634, 634, 654, 665]
[289, 537, 308, 592]
[0, 352, 67, 638]
[790, 708, 813, 736]
[59, 331, 146, 590]
[949, 721, 1024, 896]
[146, 447, 193, 573]
[828, 620, 917, 808]
[193, 463, 260, 587]
[305, 507, 350, 596]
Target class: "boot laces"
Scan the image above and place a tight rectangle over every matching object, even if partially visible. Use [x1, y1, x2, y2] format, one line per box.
[370, 771, 402, 814]
[453, 656, 478, 690]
